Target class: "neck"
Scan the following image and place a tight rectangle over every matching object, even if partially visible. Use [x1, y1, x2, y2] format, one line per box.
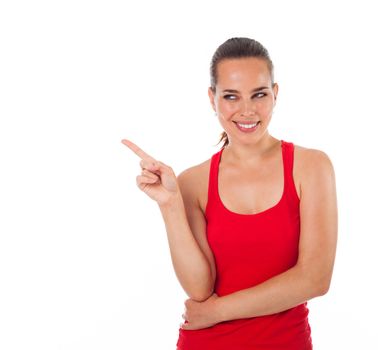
[223, 134, 280, 164]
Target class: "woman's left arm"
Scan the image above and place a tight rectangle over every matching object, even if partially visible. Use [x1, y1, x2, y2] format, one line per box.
[181, 149, 338, 330]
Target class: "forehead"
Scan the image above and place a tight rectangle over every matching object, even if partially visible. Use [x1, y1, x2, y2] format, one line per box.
[216, 57, 270, 87]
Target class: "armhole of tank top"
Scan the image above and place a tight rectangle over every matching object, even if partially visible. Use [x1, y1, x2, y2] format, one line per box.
[283, 140, 300, 202]
[204, 150, 221, 219]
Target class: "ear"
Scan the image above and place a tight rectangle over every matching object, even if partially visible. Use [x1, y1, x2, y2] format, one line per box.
[208, 86, 216, 112]
[272, 83, 279, 106]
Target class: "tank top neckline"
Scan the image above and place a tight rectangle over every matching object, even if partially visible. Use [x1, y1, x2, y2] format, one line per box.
[211, 139, 291, 217]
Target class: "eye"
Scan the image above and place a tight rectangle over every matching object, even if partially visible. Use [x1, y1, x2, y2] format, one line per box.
[253, 92, 267, 98]
[223, 92, 266, 100]
[223, 94, 237, 100]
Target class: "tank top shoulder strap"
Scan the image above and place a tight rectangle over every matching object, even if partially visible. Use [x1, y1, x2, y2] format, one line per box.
[205, 148, 223, 218]
[281, 140, 300, 202]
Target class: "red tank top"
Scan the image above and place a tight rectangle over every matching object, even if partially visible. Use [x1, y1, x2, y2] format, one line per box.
[176, 140, 313, 350]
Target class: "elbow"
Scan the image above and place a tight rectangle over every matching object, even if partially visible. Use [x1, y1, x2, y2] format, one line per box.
[309, 275, 332, 297]
[315, 268, 334, 296]
[184, 263, 216, 302]
[188, 283, 215, 302]
[299, 265, 332, 298]
[316, 279, 331, 296]
[190, 293, 212, 302]
[187, 276, 215, 302]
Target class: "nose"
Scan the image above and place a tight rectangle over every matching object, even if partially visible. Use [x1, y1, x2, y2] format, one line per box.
[240, 99, 256, 117]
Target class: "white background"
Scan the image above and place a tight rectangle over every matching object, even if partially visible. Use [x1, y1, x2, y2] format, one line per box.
[1, 1, 377, 349]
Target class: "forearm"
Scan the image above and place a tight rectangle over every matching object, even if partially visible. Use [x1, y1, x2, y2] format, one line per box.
[217, 265, 327, 322]
[159, 194, 213, 301]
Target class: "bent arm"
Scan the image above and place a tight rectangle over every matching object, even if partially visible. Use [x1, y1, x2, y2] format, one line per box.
[216, 150, 338, 322]
[159, 168, 216, 302]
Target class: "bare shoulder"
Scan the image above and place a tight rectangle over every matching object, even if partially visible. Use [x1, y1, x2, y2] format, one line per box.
[177, 158, 211, 213]
[177, 158, 211, 187]
[294, 144, 334, 171]
[293, 144, 336, 197]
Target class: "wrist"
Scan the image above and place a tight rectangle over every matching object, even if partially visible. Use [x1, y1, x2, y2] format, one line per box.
[215, 296, 229, 323]
[158, 192, 183, 211]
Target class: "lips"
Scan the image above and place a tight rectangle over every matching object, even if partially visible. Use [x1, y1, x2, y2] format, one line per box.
[233, 121, 261, 132]
[233, 121, 260, 125]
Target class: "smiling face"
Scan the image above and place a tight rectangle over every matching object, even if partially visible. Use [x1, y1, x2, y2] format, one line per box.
[208, 57, 278, 146]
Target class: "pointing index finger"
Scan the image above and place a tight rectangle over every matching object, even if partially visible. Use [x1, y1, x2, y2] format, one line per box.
[121, 139, 154, 161]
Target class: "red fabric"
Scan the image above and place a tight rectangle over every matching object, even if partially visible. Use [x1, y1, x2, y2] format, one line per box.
[176, 140, 313, 350]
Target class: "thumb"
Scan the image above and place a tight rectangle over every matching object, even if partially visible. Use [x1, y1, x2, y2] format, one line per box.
[180, 322, 191, 330]
[155, 160, 174, 173]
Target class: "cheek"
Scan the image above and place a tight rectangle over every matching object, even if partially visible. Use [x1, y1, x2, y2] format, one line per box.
[257, 100, 274, 115]
[218, 100, 239, 115]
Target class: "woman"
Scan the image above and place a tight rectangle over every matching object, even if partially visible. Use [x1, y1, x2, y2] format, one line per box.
[122, 37, 338, 350]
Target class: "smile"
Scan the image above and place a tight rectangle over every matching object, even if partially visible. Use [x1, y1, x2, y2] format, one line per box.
[233, 121, 260, 132]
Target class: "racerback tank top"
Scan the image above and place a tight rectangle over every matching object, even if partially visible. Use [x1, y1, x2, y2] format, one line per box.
[176, 140, 313, 350]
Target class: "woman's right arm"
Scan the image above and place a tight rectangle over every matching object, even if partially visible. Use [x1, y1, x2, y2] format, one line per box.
[122, 139, 215, 302]
[160, 168, 216, 302]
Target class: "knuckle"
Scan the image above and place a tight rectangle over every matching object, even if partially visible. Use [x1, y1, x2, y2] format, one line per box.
[159, 161, 171, 170]
[136, 175, 144, 187]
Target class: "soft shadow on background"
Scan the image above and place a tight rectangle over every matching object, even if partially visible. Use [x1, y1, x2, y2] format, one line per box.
[0, 1, 377, 349]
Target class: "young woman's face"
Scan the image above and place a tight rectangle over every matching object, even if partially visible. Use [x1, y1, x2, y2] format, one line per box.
[208, 57, 278, 145]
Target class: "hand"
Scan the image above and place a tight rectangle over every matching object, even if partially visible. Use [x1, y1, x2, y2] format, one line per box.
[121, 139, 179, 206]
[180, 293, 223, 330]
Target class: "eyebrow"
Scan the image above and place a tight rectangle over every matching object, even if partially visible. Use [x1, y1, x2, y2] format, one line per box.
[222, 86, 269, 93]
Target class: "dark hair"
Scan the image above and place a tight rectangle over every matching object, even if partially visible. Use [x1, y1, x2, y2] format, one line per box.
[210, 37, 275, 149]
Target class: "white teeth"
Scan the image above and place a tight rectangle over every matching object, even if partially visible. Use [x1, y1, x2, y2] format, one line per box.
[237, 122, 258, 128]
